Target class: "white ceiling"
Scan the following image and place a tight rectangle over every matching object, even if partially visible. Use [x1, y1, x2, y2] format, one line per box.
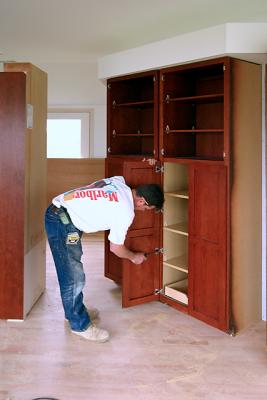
[1, 0, 267, 63]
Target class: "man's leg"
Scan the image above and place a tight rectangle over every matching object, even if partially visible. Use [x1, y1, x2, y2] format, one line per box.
[45, 205, 90, 332]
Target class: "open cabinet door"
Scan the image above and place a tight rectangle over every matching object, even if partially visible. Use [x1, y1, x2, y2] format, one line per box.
[105, 157, 162, 307]
[122, 228, 160, 307]
[122, 160, 162, 307]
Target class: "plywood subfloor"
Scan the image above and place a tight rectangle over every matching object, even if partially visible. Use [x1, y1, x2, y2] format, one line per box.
[0, 235, 266, 400]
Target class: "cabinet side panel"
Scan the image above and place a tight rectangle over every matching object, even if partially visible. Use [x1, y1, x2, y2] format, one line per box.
[231, 60, 262, 331]
[5, 63, 48, 317]
[0, 72, 26, 318]
[19, 65, 47, 316]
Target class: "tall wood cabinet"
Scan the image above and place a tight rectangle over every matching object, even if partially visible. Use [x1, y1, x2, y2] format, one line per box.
[105, 57, 262, 333]
[0, 63, 47, 319]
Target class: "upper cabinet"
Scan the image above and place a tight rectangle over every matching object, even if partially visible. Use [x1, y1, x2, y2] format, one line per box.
[159, 58, 229, 161]
[107, 71, 159, 157]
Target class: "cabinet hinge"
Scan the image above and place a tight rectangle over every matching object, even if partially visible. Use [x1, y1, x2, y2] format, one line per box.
[161, 74, 165, 81]
[155, 165, 164, 173]
[112, 100, 116, 108]
[27, 104, 33, 129]
[153, 75, 156, 82]
[155, 288, 164, 295]
[223, 65, 226, 71]
[107, 83, 111, 90]
[112, 129, 116, 137]
[107, 147, 111, 153]
[161, 148, 165, 156]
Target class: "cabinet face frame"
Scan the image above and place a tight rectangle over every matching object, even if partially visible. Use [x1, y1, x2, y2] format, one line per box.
[107, 70, 159, 158]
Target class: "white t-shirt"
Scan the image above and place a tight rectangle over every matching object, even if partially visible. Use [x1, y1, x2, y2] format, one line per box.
[52, 176, 134, 245]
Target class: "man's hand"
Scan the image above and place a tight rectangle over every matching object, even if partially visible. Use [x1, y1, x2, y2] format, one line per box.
[131, 252, 147, 264]
[110, 243, 147, 264]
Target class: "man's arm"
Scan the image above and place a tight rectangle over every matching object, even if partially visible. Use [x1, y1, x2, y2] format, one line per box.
[110, 242, 147, 264]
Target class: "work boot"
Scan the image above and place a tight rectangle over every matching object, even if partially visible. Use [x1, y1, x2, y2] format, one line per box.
[72, 324, 110, 343]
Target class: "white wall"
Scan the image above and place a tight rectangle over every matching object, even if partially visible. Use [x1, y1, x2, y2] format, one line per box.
[39, 61, 107, 157]
[98, 23, 267, 79]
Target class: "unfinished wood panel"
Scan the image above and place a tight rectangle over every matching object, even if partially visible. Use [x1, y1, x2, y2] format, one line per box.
[162, 162, 189, 304]
[47, 158, 105, 205]
[231, 60, 262, 331]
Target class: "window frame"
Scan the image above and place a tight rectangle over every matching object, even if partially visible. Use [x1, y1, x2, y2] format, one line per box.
[47, 110, 92, 158]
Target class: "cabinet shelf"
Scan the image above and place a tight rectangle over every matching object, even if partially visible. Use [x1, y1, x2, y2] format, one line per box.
[165, 279, 188, 305]
[165, 93, 224, 104]
[165, 129, 224, 134]
[113, 100, 154, 108]
[163, 255, 188, 273]
[112, 133, 154, 137]
[165, 190, 189, 199]
[164, 222, 188, 236]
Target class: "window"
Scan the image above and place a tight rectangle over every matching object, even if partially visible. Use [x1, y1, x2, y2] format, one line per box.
[47, 112, 90, 158]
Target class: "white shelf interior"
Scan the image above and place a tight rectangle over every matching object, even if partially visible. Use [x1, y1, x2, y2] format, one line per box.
[163, 162, 189, 305]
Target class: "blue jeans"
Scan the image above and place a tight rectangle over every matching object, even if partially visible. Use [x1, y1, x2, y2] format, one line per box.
[45, 204, 91, 332]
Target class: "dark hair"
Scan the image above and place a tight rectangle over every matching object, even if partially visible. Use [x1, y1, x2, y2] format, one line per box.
[135, 184, 164, 211]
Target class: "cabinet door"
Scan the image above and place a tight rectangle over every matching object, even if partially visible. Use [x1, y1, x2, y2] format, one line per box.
[122, 228, 160, 307]
[105, 158, 162, 306]
[189, 164, 228, 331]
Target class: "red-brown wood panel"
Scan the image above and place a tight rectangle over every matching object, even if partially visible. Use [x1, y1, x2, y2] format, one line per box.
[0, 72, 26, 318]
[122, 228, 160, 307]
[105, 158, 162, 305]
[188, 163, 228, 331]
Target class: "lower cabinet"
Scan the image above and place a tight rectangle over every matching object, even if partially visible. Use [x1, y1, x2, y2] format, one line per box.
[105, 157, 260, 333]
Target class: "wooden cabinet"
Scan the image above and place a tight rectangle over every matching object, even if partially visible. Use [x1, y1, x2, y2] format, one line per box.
[107, 71, 158, 157]
[0, 63, 47, 319]
[105, 57, 262, 333]
[160, 59, 227, 160]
